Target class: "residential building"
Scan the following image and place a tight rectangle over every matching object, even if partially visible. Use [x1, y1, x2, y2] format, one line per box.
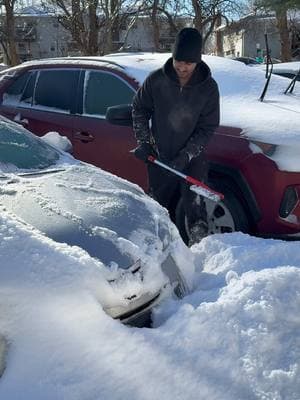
[0, 7, 192, 63]
[216, 13, 300, 61]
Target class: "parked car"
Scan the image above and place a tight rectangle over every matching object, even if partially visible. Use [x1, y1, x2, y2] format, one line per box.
[232, 56, 261, 65]
[0, 54, 299, 243]
[0, 117, 189, 327]
[270, 61, 300, 81]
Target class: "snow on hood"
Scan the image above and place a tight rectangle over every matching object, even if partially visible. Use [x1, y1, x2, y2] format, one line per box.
[0, 213, 300, 399]
[0, 161, 195, 294]
[41, 131, 73, 153]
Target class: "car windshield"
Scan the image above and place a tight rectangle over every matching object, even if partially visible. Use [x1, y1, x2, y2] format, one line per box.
[0, 119, 60, 172]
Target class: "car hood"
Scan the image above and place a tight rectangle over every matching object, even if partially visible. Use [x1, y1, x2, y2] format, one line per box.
[0, 163, 173, 270]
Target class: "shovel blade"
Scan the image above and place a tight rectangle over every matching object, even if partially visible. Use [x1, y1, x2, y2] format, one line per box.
[190, 184, 222, 202]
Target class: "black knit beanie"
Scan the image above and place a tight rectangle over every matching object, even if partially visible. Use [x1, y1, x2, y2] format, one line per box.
[172, 28, 202, 63]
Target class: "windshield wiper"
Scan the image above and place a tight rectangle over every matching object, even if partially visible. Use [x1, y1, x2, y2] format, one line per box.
[260, 33, 273, 102]
[284, 68, 300, 95]
[18, 168, 65, 177]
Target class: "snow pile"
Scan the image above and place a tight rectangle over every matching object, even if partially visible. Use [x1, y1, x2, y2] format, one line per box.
[0, 210, 300, 399]
[41, 131, 73, 153]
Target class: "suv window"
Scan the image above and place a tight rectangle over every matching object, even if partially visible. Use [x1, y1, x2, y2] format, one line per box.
[2, 71, 32, 106]
[83, 71, 134, 116]
[34, 69, 79, 112]
[21, 71, 37, 105]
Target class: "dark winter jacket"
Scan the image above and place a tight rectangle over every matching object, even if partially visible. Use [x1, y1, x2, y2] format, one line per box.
[132, 57, 220, 161]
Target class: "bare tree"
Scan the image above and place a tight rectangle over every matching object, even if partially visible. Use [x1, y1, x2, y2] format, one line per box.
[188, 0, 249, 50]
[141, 0, 250, 52]
[0, 0, 20, 65]
[254, 0, 300, 61]
[43, 0, 145, 55]
[42, 0, 100, 55]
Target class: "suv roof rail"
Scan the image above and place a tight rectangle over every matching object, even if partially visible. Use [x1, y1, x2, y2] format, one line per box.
[31, 56, 126, 70]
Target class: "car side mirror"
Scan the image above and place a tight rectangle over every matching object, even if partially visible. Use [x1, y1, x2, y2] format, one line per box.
[106, 104, 133, 127]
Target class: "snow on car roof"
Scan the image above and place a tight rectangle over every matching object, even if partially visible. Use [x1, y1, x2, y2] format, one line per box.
[3, 52, 300, 171]
[271, 61, 300, 74]
[8, 53, 300, 146]
[103, 52, 300, 172]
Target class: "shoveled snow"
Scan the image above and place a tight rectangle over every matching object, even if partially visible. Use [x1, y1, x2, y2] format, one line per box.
[41, 131, 73, 153]
[0, 53, 300, 399]
[0, 209, 299, 399]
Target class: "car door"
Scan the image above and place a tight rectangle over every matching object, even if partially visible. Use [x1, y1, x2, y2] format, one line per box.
[71, 68, 148, 190]
[0, 68, 79, 141]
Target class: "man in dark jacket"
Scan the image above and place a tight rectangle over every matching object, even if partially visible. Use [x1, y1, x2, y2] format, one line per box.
[132, 27, 220, 245]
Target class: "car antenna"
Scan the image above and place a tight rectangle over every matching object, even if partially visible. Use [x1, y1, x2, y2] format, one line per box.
[259, 33, 273, 102]
[284, 67, 300, 95]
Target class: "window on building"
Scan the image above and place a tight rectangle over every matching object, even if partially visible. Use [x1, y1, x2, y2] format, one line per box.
[83, 71, 135, 116]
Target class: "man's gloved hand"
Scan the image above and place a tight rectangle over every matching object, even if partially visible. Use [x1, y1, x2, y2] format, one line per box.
[132, 142, 157, 163]
[170, 151, 190, 171]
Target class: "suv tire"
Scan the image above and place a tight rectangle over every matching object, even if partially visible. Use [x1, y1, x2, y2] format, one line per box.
[175, 179, 250, 244]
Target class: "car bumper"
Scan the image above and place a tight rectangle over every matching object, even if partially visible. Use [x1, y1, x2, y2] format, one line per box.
[104, 289, 165, 327]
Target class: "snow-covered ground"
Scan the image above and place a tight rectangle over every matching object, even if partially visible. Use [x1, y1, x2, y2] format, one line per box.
[0, 209, 300, 400]
[0, 53, 300, 399]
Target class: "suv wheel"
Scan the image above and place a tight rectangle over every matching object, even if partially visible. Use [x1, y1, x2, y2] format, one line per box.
[175, 180, 250, 244]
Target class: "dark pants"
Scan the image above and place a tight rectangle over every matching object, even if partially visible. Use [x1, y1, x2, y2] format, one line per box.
[147, 155, 208, 228]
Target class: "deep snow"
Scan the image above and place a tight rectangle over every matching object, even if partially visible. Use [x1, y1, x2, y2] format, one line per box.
[0, 209, 300, 400]
[0, 54, 300, 399]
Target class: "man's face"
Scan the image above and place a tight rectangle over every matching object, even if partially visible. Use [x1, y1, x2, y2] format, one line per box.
[173, 59, 197, 81]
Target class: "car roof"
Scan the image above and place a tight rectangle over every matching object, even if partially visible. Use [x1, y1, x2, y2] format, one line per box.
[2, 52, 300, 150]
[0, 56, 127, 76]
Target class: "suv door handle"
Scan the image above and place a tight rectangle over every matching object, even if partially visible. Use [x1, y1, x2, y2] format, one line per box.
[73, 132, 94, 143]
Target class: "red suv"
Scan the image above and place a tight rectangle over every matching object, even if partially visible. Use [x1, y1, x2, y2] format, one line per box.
[0, 54, 299, 243]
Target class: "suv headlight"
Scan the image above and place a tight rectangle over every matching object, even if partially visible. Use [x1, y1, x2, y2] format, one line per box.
[250, 140, 277, 156]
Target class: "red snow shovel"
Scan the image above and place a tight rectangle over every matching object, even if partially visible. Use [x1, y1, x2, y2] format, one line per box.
[147, 156, 224, 203]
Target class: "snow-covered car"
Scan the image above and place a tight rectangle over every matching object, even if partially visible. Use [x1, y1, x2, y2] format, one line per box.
[0, 54, 300, 243]
[258, 60, 300, 81]
[270, 61, 300, 80]
[0, 117, 191, 327]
